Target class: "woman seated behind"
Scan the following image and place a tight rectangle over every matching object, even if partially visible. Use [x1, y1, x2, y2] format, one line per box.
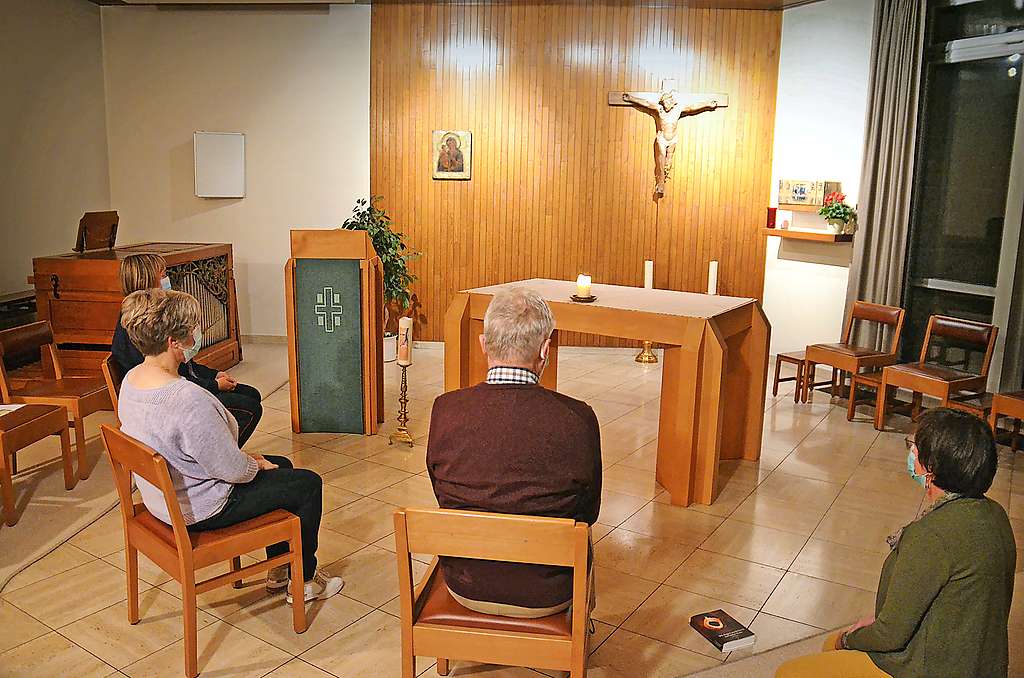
[113, 253, 263, 446]
[777, 408, 1015, 678]
[117, 288, 343, 602]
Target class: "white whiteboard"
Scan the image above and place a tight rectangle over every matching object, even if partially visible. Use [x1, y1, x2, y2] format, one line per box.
[194, 131, 245, 198]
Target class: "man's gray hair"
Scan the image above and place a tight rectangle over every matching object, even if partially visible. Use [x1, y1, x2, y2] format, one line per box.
[483, 287, 555, 364]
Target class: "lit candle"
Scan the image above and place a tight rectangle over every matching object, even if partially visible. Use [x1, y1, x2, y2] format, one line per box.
[643, 260, 654, 289]
[707, 260, 719, 295]
[397, 316, 414, 366]
[576, 274, 592, 298]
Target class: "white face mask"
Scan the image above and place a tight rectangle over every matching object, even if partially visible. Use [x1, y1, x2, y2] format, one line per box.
[178, 326, 203, 363]
[159, 276, 172, 290]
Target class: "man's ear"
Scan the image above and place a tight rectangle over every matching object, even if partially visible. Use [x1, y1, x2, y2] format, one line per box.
[478, 334, 488, 358]
[540, 337, 552, 361]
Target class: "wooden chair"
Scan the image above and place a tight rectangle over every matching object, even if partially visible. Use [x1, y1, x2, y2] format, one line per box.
[873, 315, 998, 430]
[101, 353, 125, 415]
[0, 321, 110, 480]
[0, 405, 73, 526]
[99, 425, 307, 678]
[773, 350, 837, 403]
[393, 508, 590, 678]
[990, 391, 1024, 452]
[804, 300, 905, 403]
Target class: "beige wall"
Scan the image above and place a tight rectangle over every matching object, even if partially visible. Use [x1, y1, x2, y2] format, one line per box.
[101, 5, 371, 336]
[0, 0, 110, 295]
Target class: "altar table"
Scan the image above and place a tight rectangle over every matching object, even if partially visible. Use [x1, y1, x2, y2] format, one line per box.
[443, 279, 770, 507]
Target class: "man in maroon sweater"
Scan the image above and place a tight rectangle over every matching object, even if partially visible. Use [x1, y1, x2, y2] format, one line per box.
[427, 287, 602, 618]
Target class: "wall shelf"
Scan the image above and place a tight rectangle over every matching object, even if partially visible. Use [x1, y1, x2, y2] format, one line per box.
[778, 204, 824, 213]
[763, 228, 853, 243]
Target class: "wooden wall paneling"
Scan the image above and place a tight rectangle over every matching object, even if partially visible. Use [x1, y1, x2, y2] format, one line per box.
[371, 2, 781, 345]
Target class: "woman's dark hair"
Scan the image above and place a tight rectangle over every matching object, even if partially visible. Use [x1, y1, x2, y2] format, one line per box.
[915, 408, 997, 497]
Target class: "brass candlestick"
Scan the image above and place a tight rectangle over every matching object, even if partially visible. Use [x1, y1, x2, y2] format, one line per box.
[389, 364, 415, 446]
[635, 341, 658, 364]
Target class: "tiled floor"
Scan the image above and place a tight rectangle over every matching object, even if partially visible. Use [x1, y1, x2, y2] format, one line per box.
[2, 345, 1023, 677]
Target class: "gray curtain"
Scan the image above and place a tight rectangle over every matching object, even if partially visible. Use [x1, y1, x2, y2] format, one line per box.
[846, 0, 926, 348]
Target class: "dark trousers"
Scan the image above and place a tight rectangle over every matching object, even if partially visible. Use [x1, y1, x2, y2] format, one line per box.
[216, 383, 263, 447]
[188, 456, 322, 581]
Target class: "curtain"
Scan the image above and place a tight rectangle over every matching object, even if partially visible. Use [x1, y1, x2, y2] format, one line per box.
[845, 0, 926, 347]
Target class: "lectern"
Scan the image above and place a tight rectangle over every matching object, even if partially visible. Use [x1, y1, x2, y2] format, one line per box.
[285, 230, 384, 434]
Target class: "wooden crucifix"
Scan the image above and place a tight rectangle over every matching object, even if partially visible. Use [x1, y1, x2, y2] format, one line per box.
[609, 79, 729, 199]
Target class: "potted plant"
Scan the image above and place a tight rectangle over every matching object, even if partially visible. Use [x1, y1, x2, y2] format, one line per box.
[341, 196, 420, 362]
[818, 191, 857, 235]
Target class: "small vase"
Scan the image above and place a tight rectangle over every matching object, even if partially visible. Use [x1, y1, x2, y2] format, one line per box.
[383, 333, 398, 363]
[826, 218, 845, 234]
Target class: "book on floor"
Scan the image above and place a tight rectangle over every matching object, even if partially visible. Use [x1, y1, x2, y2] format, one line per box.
[689, 609, 756, 652]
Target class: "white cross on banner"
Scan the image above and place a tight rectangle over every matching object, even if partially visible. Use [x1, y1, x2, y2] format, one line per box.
[314, 286, 344, 333]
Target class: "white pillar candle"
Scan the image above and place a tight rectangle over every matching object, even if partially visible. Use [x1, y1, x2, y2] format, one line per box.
[643, 260, 654, 289]
[576, 274, 592, 298]
[397, 316, 414, 366]
[707, 260, 719, 295]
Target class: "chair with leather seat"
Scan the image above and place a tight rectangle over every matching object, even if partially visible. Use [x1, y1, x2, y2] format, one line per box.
[393, 507, 591, 678]
[804, 300, 905, 403]
[873, 315, 998, 431]
[0, 321, 111, 480]
[101, 353, 125, 415]
[100, 425, 307, 678]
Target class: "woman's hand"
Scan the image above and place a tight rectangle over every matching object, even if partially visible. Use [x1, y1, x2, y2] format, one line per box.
[249, 454, 278, 471]
[836, 615, 875, 649]
[216, 372, 238, 392]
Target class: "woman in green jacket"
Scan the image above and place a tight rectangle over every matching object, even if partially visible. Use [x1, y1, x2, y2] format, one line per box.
[777, 408, 1016, 678]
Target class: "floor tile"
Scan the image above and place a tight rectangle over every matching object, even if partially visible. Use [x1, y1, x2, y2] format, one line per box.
[754, 473, 843, 511]
[726, 612, 822, 662]
[314, 527, 370, 567]
[0, 599, 49, 654]
[322, 485, 364, 513]
[616, 439, 658, 472]
[619, 502, 724, 545]
[700, 519, 807, 570]
[368, 443, 429, 474]
[812, 507, 908, 555]
[323, 460, 413, 496]
[60, 588, 217, 669]
[5, 559, 144, 629]
[282, 448, 359, 476]
[730, 494, 826, 536]
[370, 474, 440, 509]
[301, 609, 432, 678]
[69, 509, 126, 557]
[2, 542, 94, 593]
[622, 584, 757, 658]
[601, 465, 665, 501]
[321, 545, 428, 608]
[590, 565, 659, 626]
[263, 659, 337, 678]
[224, 590, 372, 654]
[597, 490, 648, 526]
[762, 572, 875, 630]
[593, 528, 695, 582]
[322, 496, 399, 543]
[123, 620, 291, 678]
[665, 549, 785, 609]
[586, 628, 719, 677]
[0, 631, 115, 678]
[789, 539, 887, 592]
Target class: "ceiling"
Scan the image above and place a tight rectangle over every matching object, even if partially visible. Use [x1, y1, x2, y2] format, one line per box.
[91, 0, 824, 8]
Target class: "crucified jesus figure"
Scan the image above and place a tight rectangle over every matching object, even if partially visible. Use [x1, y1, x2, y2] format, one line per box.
[621, 89, 720, 198]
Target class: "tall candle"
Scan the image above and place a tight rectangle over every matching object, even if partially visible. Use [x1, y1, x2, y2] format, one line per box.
[397, 316, 414, 366]
[576, 274, 592, 298]
[643, 260, 654, 289]
[707, 260, 719, 295]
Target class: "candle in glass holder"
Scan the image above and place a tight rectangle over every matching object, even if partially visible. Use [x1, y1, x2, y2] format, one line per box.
[397, 316, 414, 366]
[643, 260, 654, 289]
[576, 274, 592, 298]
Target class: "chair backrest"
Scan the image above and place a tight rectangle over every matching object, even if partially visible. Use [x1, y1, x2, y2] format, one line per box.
[842, 301, 906, 355]
[99, 424, 192, 557]
[0, 320, 62, 401]
[398, 507, 586, 567]
[920, 315, 998, 376]
[101, 353, 125, 413]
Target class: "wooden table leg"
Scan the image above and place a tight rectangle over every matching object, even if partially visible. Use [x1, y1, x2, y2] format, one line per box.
[693, 323, 726, 504]
[655, 326, 704, 506]
[0, 440, 15, 526]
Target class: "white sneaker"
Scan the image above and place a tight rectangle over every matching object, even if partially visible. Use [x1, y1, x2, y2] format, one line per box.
[285, 568, 345, 603]
[266, 565, 289, 592]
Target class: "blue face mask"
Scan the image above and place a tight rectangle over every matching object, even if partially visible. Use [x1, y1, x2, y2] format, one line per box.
[180, 327, 202, 363]
[907, 450, 928, 488]
[160, 276, 172, 290]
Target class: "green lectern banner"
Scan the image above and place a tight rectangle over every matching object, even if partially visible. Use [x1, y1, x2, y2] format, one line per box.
[295, 258, 365, 433]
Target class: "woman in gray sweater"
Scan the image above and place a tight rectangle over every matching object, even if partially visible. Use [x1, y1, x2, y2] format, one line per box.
[117, 288, 343, 603]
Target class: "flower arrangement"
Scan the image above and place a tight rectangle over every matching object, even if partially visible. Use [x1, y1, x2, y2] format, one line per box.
[818, 191, 857, 232]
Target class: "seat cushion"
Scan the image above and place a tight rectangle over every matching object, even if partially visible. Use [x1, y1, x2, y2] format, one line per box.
[416, 568, 571, 637]
[776, 350, 806, 362]
[132, 504, 295, 553]
[808, 343, 886, 358]
[886, 363, 975, 383]
[12, 376, 108, 399]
